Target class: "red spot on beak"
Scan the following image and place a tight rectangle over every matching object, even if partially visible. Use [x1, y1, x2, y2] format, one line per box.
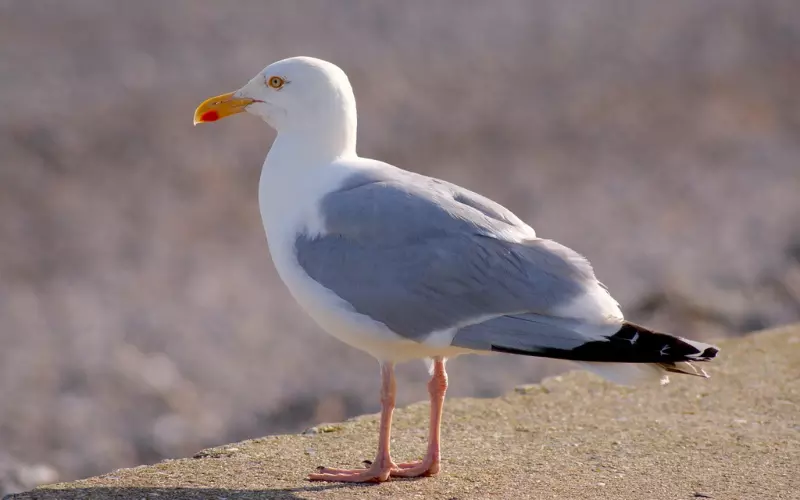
[201, 110, 219, 122]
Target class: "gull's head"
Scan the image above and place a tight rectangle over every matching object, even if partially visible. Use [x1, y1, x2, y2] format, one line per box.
[194, 56, 356, 133]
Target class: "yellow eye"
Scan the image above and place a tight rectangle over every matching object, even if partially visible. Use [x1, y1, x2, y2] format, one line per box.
[267, 76, 285, 89]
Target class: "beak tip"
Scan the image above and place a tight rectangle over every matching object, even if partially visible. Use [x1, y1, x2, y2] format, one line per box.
[194, 91, 248, 126]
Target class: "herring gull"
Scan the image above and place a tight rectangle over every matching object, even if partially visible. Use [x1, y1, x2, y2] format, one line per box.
[194, 56, 719, 483]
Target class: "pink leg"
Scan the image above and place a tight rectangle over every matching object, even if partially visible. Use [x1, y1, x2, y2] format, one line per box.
[308, 362, 398, 482]
[391, 357, 448, 478]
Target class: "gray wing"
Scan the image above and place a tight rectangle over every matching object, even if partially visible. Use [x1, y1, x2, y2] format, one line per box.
[296, 167, 612, 348]
[329, 165, 532, 235]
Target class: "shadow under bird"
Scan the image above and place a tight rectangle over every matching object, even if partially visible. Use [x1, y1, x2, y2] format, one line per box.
[194, 56, 719, 483]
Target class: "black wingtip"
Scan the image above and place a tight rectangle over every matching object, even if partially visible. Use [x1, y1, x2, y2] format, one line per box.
[491, 321, 719, 364]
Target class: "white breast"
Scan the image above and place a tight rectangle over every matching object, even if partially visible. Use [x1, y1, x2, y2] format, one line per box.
[257, 156, 464, 362]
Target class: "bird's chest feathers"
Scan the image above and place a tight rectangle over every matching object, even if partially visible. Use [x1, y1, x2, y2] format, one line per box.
[260, 173, 323, 240]
[258, 159, 350, 309]
[258, 174, 338, 325]
[256, 160, 412, 356]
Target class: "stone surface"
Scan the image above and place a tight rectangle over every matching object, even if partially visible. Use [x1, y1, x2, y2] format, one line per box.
[8, 325, 799, 500]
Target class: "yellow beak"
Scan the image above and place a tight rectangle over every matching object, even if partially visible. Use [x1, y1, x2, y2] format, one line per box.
[193, 92, 255, 125]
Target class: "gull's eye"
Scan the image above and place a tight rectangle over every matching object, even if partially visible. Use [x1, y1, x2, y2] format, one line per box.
[267, 76, 286, 89]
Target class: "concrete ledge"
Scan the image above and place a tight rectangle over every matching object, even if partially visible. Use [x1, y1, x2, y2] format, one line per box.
[8, 325, 799, 500]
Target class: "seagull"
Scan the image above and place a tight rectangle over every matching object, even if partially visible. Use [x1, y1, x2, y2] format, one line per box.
[194, 56, 719, 483]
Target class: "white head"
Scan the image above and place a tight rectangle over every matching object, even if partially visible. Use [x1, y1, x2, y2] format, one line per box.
[195, 57, 358, 157]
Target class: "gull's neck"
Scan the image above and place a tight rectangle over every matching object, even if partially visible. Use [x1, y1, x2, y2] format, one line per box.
[259, 108, 358, 244]
[267, 127, 356, 167]
[266, 93, 358, 167]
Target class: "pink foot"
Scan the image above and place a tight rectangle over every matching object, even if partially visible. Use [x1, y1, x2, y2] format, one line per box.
[390, 457, 440, 478]
[308, 461, 397, 483]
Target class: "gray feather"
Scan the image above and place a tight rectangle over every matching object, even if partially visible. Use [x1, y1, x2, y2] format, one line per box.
[295, 168, 604, 341]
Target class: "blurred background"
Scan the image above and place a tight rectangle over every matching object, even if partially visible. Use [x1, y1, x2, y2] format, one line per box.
[1, 0, 799, 494]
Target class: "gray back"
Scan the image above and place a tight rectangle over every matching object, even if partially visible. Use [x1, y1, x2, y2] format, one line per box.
[295, 168, 600, 340]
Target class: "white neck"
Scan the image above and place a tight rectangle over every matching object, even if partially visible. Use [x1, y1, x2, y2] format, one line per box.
[259, 133, 359, 246]
[266, 128, 356, 168]
[258, 89, 359, 245]
[267, 89, 358, 166]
